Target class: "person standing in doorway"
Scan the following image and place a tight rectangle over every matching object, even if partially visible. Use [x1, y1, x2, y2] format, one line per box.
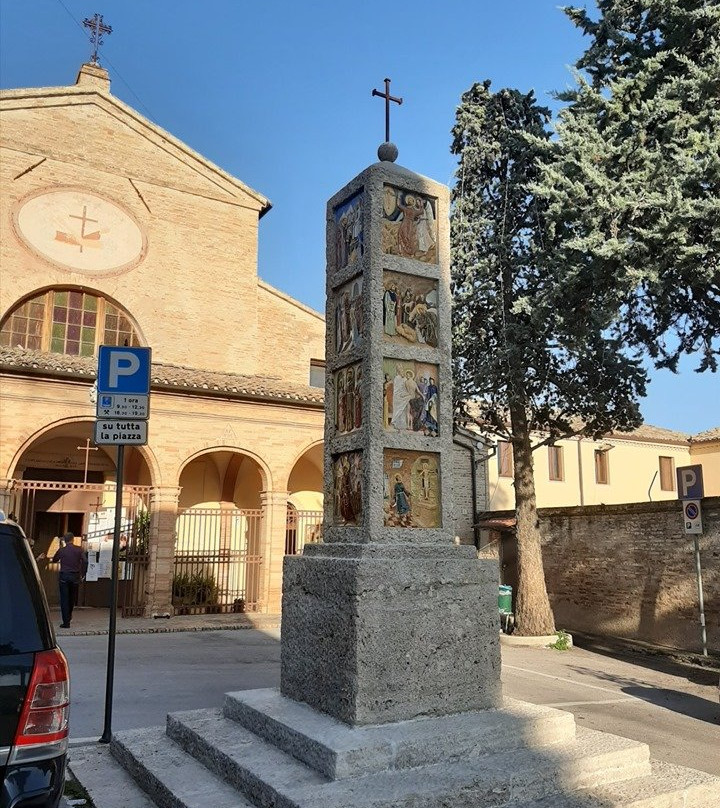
[38, 532, 86, 628]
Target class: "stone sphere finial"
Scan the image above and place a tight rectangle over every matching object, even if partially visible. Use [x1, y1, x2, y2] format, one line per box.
[378, 142, 398, 163]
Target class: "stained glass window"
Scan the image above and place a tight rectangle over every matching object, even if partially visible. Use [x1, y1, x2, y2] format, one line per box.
[0, 298, 45, 350]
[0, 290, 140, 356]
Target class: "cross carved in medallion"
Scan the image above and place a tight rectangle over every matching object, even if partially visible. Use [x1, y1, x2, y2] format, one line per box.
[68, 206, 100, 252]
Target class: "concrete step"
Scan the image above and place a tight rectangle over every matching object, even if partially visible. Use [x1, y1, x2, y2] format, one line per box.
[514, 759, 720, 807]
[165, 707, 327, 803]
[110, 726, 255, 808]
[71, 724, 719, 808]
[68, 743, 158, 808]
[291, 726, 651, 808]
[162, 707, 650, 808]
[223, 688, 576, 778]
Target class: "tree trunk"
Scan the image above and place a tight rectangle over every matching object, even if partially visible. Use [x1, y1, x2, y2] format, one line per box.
[510, 404, 556, 636]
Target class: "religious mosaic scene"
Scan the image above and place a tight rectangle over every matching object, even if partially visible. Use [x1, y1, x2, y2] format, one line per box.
[334, 191, 364, 270]
[382, 270, 438, 348]
[383, 359, 438, 436]
[383, 450, 441, 528]
[381, 185, 437, 263]
[332, 450, 363, 526]
[335, 363, 363, 435]
[334, 275, 363, 355]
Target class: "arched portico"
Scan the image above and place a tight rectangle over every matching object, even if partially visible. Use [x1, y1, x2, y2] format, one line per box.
[161, 448, 270, 615]
[285, 441, 324, 556]
[2, 417, 155, 611]
[287, 441, 323, 511]
[5, 416, 160, 488]
[178, 447, 267, 509]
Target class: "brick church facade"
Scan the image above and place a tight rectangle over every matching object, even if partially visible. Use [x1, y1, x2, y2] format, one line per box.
[0, 63, 326, 615]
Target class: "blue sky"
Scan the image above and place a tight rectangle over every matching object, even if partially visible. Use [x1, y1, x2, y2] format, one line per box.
[1, 0, 716, 434]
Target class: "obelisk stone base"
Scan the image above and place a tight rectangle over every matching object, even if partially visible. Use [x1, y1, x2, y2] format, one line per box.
[280, 544, 502, 726]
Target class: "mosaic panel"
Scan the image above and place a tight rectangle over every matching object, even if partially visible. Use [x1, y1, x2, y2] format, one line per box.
[332, 451, 363, 526]
[383, 359, 438, 436]
[335, 363, 363, 435]
[382, 186, 437, 263]
[334, 191, 364, 271]
[334, 275, 363, 356]
[383, 450, 441, 528]
[382, 270, 438, 348]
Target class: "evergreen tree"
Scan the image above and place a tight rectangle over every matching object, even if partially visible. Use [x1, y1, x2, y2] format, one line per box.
[450, 81, 647, 636]
[538, 0, 720, 371]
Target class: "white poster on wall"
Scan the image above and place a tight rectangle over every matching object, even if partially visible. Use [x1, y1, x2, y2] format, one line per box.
[85, 558, 100, 582]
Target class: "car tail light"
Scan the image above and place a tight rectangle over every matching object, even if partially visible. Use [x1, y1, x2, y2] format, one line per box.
[14, 647, 70, 747]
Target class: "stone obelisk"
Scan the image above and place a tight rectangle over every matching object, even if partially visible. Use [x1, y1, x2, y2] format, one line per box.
[280, 133, 501, 726]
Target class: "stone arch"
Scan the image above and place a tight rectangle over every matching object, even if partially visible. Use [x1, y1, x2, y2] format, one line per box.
[287, 440, 324, 511]
[6, 415, 160, 487]
[177, 447, 271, 509]
[5, 418, 157, 609]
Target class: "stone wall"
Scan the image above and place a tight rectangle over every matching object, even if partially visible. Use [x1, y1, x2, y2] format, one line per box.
[528, 498, 719, 652]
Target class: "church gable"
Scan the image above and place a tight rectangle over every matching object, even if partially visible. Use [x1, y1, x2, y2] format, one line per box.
[256, 282, 325, 388]
[0, 86, 270, 212]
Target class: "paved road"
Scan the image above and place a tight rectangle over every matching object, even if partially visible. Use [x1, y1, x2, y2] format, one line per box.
[59, 630, 719, 776]
[502, 642, 719, 777]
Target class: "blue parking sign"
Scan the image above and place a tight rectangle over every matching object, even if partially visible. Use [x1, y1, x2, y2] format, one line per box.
[97, 346, 152, 394]
[676, 464, 704, 500]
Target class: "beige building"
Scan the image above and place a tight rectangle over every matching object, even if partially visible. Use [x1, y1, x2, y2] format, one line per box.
[0, 63, 326, 615]
[483, 424, 720, 513]
[689, 428, 720, 497]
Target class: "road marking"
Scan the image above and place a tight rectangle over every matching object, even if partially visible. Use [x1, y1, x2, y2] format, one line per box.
[544, 698, 638, 707]
[503, 664, 636, 698]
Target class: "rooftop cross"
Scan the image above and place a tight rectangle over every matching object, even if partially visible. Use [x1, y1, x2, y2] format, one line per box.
[372, 78, 402, 144]
[82, 13, 112, 66]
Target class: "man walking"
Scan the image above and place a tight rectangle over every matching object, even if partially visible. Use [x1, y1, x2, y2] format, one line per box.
[39, 532, 86, 628]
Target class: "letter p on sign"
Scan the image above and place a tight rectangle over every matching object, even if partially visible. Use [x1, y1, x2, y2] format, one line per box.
[97, 346, 152, 395]
[676, 464, 704, 500]
[109, 351, 140, 388]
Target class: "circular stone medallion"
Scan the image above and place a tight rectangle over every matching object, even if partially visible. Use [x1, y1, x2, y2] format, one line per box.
[14, 188, 146, 274]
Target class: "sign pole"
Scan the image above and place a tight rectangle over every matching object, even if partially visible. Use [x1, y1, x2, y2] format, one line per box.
[95, 345, 151, 743]
[692, 535, 708, 657]
[99, 443, 125, 743]
[676, 466, 707, 658]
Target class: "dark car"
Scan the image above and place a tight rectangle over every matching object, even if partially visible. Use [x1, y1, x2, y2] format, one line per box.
[0, 513, 69, 808]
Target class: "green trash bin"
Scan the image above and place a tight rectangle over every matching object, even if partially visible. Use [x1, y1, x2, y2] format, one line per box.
[498, 584, 513, 613]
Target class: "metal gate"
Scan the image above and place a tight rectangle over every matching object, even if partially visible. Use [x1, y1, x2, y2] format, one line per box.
[173, 508, 263, 614]
[2, 479, 152, 616]
[285, 508, 324, 555]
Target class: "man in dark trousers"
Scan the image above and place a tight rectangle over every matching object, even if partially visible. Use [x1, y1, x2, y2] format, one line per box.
[39, 532, 86, 628]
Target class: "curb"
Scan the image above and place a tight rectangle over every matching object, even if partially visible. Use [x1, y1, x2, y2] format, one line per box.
[68, 737, 106, 748]
[56, 618, 282, 637]
[571, 630, 720, 671]
[500, 632, 573, 648]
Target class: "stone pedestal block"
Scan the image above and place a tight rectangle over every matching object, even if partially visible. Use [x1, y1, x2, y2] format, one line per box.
[281, 545, 501, 725]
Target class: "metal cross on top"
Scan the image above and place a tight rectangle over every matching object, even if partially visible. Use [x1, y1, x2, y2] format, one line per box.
[372, 78, 403, 143]
[83, 13, 112, 66]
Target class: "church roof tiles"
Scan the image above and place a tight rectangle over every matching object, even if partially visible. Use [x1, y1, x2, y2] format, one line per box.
[691, 427, 720, 443]
[0, 346, 324, 407]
